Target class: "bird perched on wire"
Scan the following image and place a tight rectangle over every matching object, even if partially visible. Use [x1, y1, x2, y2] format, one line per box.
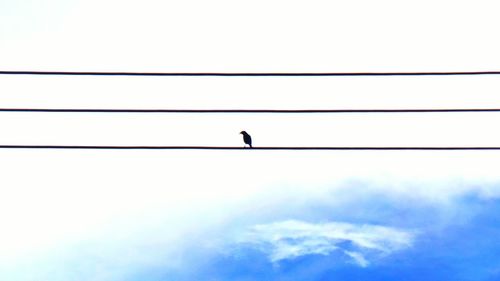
[240, 131, 253, 148]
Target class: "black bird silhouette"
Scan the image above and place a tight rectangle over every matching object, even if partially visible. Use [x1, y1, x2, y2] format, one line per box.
[240, 131, 253, 148]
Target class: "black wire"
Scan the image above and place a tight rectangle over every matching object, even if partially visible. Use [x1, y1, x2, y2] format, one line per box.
[0, 145, 499, 150]
[1, 108, 500, 113]
[1, 71, 500, 76]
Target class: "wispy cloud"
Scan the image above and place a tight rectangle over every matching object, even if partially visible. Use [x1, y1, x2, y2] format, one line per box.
[236, 220, 414, 266]
[344, 251, 370, 267]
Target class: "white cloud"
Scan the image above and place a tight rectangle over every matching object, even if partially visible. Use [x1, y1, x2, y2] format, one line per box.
[236, 220, 414, 266]
[344, 251, 369, 267]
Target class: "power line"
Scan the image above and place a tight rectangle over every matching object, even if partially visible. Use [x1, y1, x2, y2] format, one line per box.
[0, 145, 500, 150]
[1, 71, 500, 77]
[1, 108, 500, 113]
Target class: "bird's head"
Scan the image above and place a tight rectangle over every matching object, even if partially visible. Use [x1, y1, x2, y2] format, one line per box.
[240, 131, 247, 135]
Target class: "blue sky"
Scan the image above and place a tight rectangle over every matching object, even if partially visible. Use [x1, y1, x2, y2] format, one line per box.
[2, 0, 500, 280]
[2, 151, 500, 281]
[119, 181, 500, 281]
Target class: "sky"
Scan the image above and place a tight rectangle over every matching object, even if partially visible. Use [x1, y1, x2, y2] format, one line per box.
[1, 1, 500, 281]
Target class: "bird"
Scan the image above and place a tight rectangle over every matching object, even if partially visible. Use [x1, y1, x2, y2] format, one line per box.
[240, 131, 253, 148]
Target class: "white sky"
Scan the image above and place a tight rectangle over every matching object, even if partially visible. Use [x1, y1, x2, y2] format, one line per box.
[1, 0, 500, 280]
[1, 0, 500, 71]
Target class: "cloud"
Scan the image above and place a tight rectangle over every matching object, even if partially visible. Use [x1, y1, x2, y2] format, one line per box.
[235, 220, 414, 266]
[344, 251, 369, 267]
[0, 151, 497, 280]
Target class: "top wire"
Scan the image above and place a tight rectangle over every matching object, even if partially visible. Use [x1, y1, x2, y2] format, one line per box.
[1, 71, 500, 76]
